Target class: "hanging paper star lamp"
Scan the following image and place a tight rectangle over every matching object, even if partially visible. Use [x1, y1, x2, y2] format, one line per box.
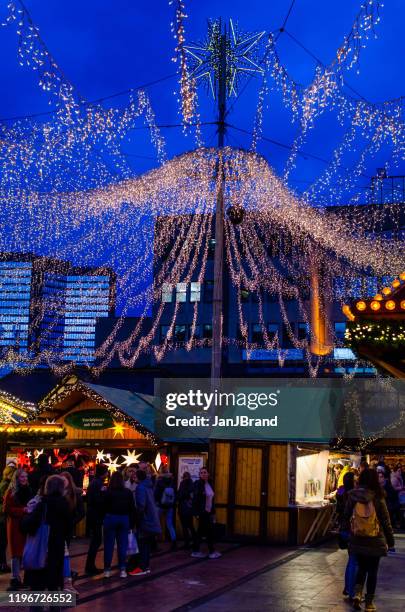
[34, 449, 44, 459]
[110, 421, 126, 438]
[155, 452, 162, 472]
[96, 449, 107, 463]
[121, 449, 142, 467]
[106, 457, 121, 473]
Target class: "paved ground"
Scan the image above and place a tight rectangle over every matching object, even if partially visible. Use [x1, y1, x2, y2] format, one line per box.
[0, 533, 404, 611]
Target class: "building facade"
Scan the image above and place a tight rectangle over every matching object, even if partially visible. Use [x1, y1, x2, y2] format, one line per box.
[0, 253, 115, 364]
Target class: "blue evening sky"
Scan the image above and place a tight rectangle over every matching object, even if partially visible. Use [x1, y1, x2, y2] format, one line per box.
[0, 0, 404, 197]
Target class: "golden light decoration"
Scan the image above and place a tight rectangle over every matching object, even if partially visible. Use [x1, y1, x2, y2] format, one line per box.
[382, 287, 392, 296]
[401, 300, 405, 310]
[110, 421, 126, 438]
[392, 279, 401, 288]
[370, 301, 381, 311]
[356, 301, 367, 311]
[106, 457, 121, 473]
[400, 273, 405, 281]
[385, 300, 396, 311]
[373, 294, 383, 301]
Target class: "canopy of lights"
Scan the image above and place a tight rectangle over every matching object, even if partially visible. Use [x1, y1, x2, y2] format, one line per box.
[0, 0, 404, 376]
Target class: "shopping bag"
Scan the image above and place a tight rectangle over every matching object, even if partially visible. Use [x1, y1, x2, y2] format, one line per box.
[22, 505, 49, 570]
[128, 530, 139, 555]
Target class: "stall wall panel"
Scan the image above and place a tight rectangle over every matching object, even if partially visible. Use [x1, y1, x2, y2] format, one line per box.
[267, 510, 289, 542]
[268, 444, 288, 506]
[235, 447, 262, 507]
[213, 442, 230, 505]
[234, 509, 260, 536]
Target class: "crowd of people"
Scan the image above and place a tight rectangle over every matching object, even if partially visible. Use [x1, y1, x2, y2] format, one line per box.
[335, 458, 404, 612]
[0, 454, 222, 605]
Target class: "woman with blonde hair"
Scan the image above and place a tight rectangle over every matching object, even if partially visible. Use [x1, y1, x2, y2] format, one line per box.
[3, 469, 33, 590]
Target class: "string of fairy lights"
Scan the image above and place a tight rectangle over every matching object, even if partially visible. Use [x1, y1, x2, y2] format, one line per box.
[0, 0, 403, 382]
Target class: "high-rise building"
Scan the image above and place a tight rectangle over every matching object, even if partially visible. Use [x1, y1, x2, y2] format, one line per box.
[0, 253, 115, 364]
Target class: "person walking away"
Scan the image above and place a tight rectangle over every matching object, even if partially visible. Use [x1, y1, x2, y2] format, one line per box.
[178, 471, 196, 549]
[336, 471, 357, 601]
[4, 469, 33, 590]
[28, 454, 53, 495]
[377, 469, 399, 530]
[344, 468, 394, 611]
[191, 467, 221, 559]
[60, 471, 85, 594]
[103, 471, 136, 578]
[85, 464, 108, 575]
[0, 463, 16, 573]
[21, 475, 72, 612]
[154, 471, 177, 550]
[129, 469, 161, 576]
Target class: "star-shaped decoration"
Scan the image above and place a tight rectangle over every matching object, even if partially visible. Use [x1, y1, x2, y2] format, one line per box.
[110, 421, 126, 438]
[34, 448, 44, 458]
[106, 456, 121, 473]
[45, 418, 56, 424]
[184, 18, 265, 98]
[121, 449, 142, 468]
[155, 452, 162, 472]
[71, 449, 83, 460]
[26, 451, 32, 458]
[96, 449, 107, 463]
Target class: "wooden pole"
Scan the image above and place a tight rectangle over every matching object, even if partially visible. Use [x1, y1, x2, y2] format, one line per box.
[211, 26, 227, 384]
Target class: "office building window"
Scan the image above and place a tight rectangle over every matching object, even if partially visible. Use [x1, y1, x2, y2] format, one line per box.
[267, 323, 279, 341]
[204, 281, 214, 302]
[190, 282, 201, 302]
[189, 324, 201, 340]
[251, 324, 263, 344]
[298, 322, 309, 341]
[334, 322, 346, 341]
[203, 324, 212, 339]
[174, 325, 187, 342]
[162, 283, 173, 303]
[160, 325, 170, 342]
[176, 282, 187, 302]
[208, 239, 216, 259]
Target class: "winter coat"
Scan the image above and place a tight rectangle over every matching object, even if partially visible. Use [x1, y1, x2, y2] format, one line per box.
[178, 479, 194, 517]
[135, 479, 161, 536]
[21, 494, 72, 590]
[4, 485, 33, 557]
[344, 487, 395, 557]
[104, 488, 136, 529]
[154, 475, 176, 509]
[192, 479, 215, 517]
[28, 466, 54, 496]
[86, 476, 106, 526]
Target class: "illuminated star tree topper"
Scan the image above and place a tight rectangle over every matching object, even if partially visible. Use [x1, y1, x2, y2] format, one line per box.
[121, 449, 142, 467]
[184, 18, 266, 98]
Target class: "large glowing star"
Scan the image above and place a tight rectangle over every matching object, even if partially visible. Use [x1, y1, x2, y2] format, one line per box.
[110, 421, 126, 438]
[96, 449, 107, 463]
[106, 457, 121, 473]
[121, 449, 142, 467]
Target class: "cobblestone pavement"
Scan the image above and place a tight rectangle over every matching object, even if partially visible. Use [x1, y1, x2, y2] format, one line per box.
[0, 534, 404, 611]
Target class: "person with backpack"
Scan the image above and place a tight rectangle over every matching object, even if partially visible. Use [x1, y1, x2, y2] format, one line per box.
[344, 469, 394, 611]
[154, 471, 177, 551]
[129, 469, 161, 576]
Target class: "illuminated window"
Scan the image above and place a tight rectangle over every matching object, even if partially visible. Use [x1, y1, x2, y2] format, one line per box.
[334, 322, 346, 340]
[203, 324, 212, 339]
[176, 283, 187, 302]
[298, 322, 309, 340]
[162, 283, 173, 303]
[190, 282, 201, 302]
[174, 325, 187, 342]
[267, 323, 279, 340]
[251, 324, 263, 344]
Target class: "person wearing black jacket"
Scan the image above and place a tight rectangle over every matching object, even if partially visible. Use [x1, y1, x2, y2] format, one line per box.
[177, 472, 196, 549]
[21, 475, 72, 600]
[28, 455, 54, 495]
[103, 471, 136, 578]
[343, 469, 394, 612]
[85, 464, 108, 575]
[191, 467, 221, 559]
